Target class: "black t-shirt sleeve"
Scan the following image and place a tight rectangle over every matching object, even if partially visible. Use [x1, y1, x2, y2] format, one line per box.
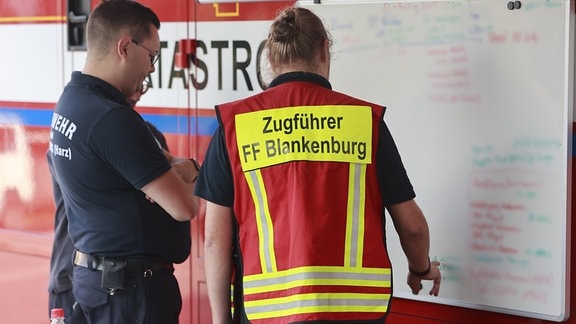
[377, 120, 416, 205]
[90, 108, 171, 190]
[194, 125, 234, 207]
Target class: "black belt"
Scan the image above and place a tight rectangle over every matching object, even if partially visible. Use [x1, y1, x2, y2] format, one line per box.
[73, 250, 174, 274]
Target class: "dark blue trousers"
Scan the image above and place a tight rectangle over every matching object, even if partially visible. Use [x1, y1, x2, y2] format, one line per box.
[72, 266, 182, 324]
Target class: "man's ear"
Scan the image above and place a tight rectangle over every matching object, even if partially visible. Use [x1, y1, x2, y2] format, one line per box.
[117, 36, 132, 61]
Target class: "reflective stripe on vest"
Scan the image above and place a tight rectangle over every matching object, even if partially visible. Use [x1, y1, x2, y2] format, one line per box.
[245, 291, 390, 320]
[346, 163, 367, 267]
[245, 169, 278, 273]
[244, 266, 391, 293]
[244, 266, 391, 320]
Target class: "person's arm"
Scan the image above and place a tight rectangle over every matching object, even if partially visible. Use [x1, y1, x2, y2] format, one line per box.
[141, 168, 198, 221]
[94, 110, 198, 222]
[204, 201, 234, 324]
[141, 148, 199, 221]
[387, 199, 441, 296]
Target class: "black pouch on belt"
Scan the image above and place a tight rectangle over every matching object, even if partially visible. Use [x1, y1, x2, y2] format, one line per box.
[100, 257, 128, 291]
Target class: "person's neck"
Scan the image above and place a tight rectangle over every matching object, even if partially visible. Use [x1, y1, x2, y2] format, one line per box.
[275, 65, 328, 80]
[83, 60, 123, 93]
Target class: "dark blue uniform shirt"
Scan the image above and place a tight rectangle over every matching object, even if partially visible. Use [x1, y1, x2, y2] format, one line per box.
[49, 72, 190, 263]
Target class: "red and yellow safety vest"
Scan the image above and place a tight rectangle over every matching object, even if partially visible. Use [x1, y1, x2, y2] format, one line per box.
[217, 79, 392, 323]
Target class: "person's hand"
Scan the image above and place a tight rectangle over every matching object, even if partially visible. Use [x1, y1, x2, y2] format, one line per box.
[407, 260, 441, 296]
[162, 149, 200, 183]
[171, 158, 199, 183]
[163, 149, 173, 161]
[144, 151, 199, 203]
[162, 150, 200, 183]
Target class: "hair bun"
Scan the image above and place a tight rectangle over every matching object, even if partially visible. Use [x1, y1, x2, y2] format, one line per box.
[265, 7, 331, 72]
[272, 9, 298, 42]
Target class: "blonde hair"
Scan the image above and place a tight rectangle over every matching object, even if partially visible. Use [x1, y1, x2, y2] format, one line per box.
[266, 7, 332, 71]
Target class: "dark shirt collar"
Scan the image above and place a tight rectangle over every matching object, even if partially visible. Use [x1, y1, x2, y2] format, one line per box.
[268, 71, 332, 90]
[71, 71, 129, 107]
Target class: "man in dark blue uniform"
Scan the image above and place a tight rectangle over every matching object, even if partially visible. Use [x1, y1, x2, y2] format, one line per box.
[47, 1, 198, 323]
[47, 81, 172, 323]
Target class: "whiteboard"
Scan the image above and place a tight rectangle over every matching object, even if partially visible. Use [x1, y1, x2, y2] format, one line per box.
[299, 0, 574, 321]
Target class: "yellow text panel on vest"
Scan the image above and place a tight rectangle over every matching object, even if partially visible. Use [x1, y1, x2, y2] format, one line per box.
[235, 105, 372, 171]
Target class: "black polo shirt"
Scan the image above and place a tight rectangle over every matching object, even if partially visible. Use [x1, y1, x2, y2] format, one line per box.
[49, 71, 190, 263]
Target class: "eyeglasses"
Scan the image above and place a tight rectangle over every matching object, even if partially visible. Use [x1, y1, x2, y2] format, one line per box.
[133, 80, 151, 97]
[141, 80, 151, 95]
[132, 39, 160, 66]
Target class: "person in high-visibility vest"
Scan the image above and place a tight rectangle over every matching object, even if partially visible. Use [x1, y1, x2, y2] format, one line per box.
[195, 6, 441, 324]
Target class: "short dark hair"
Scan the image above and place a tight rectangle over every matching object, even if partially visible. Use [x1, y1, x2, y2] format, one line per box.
[86, 0, 160, 57]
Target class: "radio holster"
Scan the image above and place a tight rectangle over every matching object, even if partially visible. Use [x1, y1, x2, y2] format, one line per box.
[100, 257, 128, 294]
